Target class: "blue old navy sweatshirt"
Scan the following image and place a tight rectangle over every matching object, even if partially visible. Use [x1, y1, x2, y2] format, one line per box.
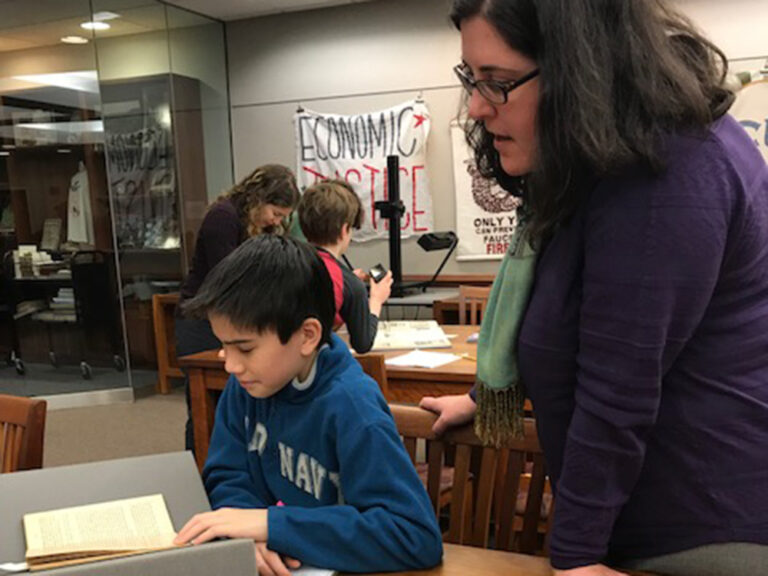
[519, 115, 768, 569]
[202, 334, 443, 573]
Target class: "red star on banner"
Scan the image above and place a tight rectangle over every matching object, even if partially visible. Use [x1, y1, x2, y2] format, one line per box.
[413, 114, 428, 128]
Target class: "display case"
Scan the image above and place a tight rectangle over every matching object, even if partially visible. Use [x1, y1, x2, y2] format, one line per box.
[0, 0, 231, 395]
[100, 73, 209, 279]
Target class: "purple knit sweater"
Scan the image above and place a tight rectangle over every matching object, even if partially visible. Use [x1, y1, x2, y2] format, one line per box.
[180, 199, 243, 301]
[517, 115, 768, 569]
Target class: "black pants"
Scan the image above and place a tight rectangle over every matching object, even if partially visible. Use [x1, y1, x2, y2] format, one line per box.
[174, 315, 220, 453]
[618, 542, 768, 576]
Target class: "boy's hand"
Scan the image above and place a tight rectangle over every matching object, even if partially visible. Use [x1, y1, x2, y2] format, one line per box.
[369, 271, 393, 314]
[352, 268, 368, 281]
[173, 508, 268, 545]
[255, 542, 301, 576]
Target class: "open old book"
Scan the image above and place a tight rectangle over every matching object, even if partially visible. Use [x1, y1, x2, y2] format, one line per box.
[23, 494, 179, 571]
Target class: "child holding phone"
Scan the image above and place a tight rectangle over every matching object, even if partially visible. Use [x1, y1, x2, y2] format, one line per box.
[298, 180, 393, 353]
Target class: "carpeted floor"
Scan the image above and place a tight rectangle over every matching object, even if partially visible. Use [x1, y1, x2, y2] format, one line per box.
[43, 388, 188, 468]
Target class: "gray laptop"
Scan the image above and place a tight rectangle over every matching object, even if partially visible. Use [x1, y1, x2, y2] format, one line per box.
[0, 452, 255, 576]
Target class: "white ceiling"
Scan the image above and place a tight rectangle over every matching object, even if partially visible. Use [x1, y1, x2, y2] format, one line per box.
[163, 0, 377, 21]
[0, 4, 181, 53]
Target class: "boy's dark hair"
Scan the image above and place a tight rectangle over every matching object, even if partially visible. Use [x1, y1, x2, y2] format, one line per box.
[451, 0, 735, 243]
[298, 179, 363, 246]
[182, 235, 334, 345]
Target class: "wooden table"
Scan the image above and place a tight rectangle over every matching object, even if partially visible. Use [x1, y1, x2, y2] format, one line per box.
[371, 324, 477, 403]
[351, 543, 653, 576]
[354, 543, 550, 576]
[178, 325, 479, 471]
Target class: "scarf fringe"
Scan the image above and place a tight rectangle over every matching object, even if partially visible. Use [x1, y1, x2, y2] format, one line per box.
[474, 380, 525, 448]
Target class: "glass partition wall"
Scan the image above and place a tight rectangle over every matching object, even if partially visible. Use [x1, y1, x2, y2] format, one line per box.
[0, 0, 232, 402]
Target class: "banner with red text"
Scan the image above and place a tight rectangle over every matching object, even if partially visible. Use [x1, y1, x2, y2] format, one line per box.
[450, 122, 521, 261]
[295, 100, 433, 242]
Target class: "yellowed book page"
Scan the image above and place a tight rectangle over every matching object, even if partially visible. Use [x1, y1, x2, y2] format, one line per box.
[24, 494, 177, 560]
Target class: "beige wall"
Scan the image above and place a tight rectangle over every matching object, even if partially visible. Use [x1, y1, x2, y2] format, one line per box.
[672, 0, 768, 60]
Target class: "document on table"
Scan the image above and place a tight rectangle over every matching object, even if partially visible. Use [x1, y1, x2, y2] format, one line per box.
[291, 567, 336, 576]
[371, 320, 451, 350]
[386, 350, 463, 369]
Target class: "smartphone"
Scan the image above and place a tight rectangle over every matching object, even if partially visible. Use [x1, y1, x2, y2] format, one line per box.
[369, 263, 388, 283]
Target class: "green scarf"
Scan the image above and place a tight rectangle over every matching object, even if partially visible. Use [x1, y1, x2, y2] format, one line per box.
[475, 210, 537, 447]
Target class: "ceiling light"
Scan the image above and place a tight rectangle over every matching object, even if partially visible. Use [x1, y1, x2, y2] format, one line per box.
[14, 71, 100, 94]
[2, 144, 15, 150]
[57, 149, 72, 154]
[16, 120, 104, 134]
[0, 151, 10, 157]
[61, 36, 89, 44]
[81, 21, 111, 31]
[92, 11, 121, 22]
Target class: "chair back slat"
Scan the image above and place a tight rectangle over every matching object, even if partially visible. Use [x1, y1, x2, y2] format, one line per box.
[390, 404, 551, 555]
[426, 442, 444, 514]
[497, 450, 526, 550]
[355, 354, 388, 395]
[403, 437, 417, 464]
[0, 394, 47, 473]
[446, 444, 473, 544]
[518, 453, 548, 554]
[458, 285, 491, 325]
[468, 446, 499, 548]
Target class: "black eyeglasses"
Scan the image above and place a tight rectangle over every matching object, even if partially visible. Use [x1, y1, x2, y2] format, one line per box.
[453, 64, 540, 105]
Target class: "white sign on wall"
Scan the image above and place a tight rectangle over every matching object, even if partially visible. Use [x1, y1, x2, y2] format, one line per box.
[450, 122, 520, 261]
[731, 79, 768, 163]
[294, 100, 434, 242]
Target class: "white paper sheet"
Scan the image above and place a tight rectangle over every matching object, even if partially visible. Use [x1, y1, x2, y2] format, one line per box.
[291, 567, 336, 576]
[385, 350, 462, 369]
[0, 562, 28, 573]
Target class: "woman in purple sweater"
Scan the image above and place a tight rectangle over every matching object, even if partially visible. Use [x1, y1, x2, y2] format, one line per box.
[176, 164, 299, 452]
[421, 1, 768, 575]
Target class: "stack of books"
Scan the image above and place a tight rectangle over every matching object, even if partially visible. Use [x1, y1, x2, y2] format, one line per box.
[50, 288, 75, 313]
[32, 288, 77, 323]
[13, 299, 47, 320]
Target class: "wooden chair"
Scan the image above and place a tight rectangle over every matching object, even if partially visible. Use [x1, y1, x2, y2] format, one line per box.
[458, 285, 491, 325]
[355, 353, 388, 395]
[390, 403, 550, 554]
[0, 394, 47, 473]
[152, 292, 183, 394]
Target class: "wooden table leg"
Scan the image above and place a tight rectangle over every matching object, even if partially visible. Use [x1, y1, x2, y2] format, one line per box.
[188, 367, 215, 472]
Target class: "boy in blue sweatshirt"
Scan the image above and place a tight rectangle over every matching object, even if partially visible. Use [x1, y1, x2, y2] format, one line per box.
[175, 235, 442, 576]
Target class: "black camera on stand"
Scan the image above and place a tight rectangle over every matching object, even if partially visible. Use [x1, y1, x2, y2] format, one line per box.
[375, 155, 458, 297]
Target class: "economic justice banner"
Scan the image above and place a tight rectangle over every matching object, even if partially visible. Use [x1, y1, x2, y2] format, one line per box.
[295, 100, 433, 242]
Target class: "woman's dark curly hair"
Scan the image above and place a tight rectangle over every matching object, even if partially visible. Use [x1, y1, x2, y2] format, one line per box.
[220, 164, 300, 237]
[451, 0, 735, 243]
